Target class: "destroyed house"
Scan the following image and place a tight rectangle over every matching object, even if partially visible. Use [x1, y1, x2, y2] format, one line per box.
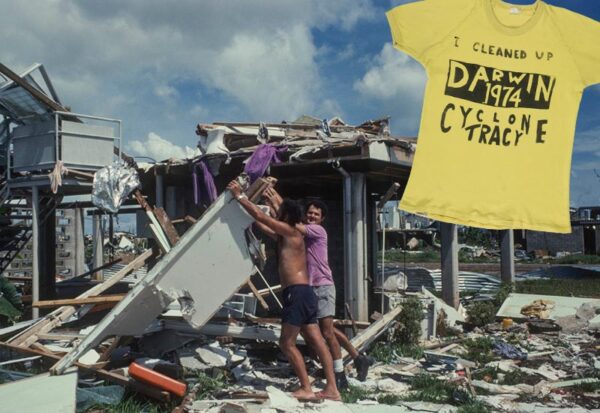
[520, 206, 600, 256]
[135, 116, 415, 322]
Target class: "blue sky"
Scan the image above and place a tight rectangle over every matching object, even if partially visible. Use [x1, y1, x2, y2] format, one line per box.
[1, 0, 598, 214]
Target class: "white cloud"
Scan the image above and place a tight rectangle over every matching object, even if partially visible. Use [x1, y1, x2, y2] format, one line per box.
[354, 43, 425, 100]
[0, 0, 378, 147]
[208, 25, 321, 121]
[154, 85, 178, 100]
[354, 43, 426, 134]
[127, 132, 197, 161]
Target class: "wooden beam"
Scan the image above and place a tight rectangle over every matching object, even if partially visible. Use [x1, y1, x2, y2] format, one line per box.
[32, 294, 125, 308]
[0, 63, 67, 113]
[153, 207, 180, 245]
[342, 305, 402, 360]
[246, 279, 269, 311]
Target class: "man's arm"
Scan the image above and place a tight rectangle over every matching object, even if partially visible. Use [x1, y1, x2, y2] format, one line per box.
[295, 223, 307, 235]
[227, 180, 295, 237]
[255, 221, 277, 241]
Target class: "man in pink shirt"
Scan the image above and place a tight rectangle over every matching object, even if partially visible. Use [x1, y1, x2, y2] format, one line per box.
[265, 190, 370, 388]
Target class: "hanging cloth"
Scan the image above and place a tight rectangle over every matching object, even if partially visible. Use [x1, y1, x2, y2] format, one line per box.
[192, 159, 217, 206]
[243, 144, 287, 184]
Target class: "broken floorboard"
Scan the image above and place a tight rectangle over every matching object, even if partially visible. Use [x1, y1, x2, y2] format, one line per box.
[50, 188, 259, 375]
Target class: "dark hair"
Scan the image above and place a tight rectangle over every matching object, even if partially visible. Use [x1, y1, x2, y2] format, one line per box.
[305, 199, 327, 219]
[279, 199, 303, 226]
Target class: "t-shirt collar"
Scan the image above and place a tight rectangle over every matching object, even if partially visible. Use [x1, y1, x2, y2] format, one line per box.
[484, 0, 546, 36]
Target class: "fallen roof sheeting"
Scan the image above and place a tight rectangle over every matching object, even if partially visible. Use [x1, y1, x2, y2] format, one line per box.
[51, 190, 256, 374]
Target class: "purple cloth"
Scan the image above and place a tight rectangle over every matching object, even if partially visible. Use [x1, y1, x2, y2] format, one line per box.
[243, 144, 287, 183]
[192, 160, 217, 206]
[304, 224, 334, 287]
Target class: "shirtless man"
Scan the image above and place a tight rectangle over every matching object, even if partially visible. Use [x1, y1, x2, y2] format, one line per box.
[227, 180, 340, 401]
[264, 189, 371, 386]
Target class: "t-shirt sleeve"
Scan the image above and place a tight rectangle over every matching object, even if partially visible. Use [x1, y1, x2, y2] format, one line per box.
[386, 0, 473, 66]
[304, 224, 326, 241]
[553, 9, 600, 87]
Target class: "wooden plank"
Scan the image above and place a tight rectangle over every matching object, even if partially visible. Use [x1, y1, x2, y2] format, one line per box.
[9, 250, 153, 347]
[133, 190, 171, 252]
[153, 207, 180, 245]
[0, 341, 170, 402]
[342, 305, 402, 359]
[32, 294, 125, 308]
[36, 333, 83, 341]
[246, 177, 277, 202]
[246, 279, 269, 311]
[345, 302, 358, 336]
[254, 284, 282, 296]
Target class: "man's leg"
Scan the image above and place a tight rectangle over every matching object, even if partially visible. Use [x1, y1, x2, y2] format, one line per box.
[302, 323, 340, 400]
[319, 317, 347, 389]
[279, 323, 316, 399]
[334, 327, 371, 381]
[334, 328, 358, 359]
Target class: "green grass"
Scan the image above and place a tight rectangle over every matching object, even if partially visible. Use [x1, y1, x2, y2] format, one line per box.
[502, 369, 528, 385]
[457, 401, 492, 413]
[404, 374, 465, 404]
[472, 367, 499, 382]
[463, 337, 496, 365]
[377, 393, 401, 405]
[194, 371, 228, 400]
[571, 380, 600, 392]
[515, 279, 600, 298]
[84, 396, 171, 413]
[553, 254, 600, 264]
[341, 385, 375, 403]
[370, 342, 424, 363]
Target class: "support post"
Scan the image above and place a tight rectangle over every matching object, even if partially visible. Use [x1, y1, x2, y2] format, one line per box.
[92, 214, 103, 281]
[500, 229, 515, 283]
[440, 222, 459, 309]
[350, 173, 368, 322]
[155, 173, 164, 209]
[31, 186, 40, 319]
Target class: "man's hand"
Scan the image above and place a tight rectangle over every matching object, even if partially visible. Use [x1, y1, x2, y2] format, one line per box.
[264, 187, 283, 212]
[227, 180, 243, 198]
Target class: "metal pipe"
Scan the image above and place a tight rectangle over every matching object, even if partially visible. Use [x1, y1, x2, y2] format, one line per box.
[330, 160, 354, 319]
[31, 186, 39, 319]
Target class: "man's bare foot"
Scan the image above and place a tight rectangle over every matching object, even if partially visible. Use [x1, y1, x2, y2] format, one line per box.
[292, 388, 318, 401]
[316, 389, 342, 401]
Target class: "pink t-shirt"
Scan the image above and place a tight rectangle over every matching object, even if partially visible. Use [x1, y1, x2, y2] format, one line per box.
[304, 224, 334, 286]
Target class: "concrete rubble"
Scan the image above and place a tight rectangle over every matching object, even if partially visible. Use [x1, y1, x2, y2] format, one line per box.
[4, 264, 600, 412]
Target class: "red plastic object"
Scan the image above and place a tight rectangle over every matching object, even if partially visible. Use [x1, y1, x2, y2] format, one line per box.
[129, 362, 187, 397]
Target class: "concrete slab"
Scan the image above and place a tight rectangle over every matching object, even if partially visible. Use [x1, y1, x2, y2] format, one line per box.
[496, 293, 600, 321]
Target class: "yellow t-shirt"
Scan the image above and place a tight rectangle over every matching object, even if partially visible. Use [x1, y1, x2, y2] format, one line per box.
[387, 0, 600, 233]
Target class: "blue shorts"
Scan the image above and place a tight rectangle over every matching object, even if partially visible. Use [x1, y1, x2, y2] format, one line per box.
[281, 284, 318, 327]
